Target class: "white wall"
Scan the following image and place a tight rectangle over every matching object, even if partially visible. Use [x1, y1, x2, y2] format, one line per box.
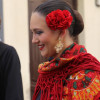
[0, 0, 4, 41]
[78, 0, 100, 61]
[3, 0, 30, 100]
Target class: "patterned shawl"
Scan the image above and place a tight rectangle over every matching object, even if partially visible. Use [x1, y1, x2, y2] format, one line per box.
[33, 43, 100, 100]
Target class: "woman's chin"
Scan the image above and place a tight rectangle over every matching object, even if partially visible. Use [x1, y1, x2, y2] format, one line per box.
[40, 50, 56, 58]
[41, 52, 51, 58]
[41, 52, 48, 57]
[41, 53, 56, 58]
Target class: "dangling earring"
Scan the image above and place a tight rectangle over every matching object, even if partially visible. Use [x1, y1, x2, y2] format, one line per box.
[55, 38, 64, 53]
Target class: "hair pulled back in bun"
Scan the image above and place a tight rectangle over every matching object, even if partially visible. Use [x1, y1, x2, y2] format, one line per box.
[34, 0, 84, 37]
[72, 10, 84, 36]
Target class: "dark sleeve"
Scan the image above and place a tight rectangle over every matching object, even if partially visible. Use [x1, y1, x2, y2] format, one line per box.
[1, 45, 24, 100]
[36, 91, 41, 100]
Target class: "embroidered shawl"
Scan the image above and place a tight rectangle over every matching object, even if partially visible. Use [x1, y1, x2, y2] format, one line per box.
[33, 43, 100, 100]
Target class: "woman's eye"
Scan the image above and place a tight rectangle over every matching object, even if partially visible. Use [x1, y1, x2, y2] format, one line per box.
[36, 31, 43, 35]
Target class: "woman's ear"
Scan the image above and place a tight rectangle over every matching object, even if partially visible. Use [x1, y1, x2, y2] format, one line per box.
[59, 29, 66, 38]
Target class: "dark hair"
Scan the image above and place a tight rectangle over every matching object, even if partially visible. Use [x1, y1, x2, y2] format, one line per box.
[34, 0, 84, 36]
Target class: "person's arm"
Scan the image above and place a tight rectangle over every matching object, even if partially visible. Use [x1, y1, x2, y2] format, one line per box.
[2, 45, 24, 100]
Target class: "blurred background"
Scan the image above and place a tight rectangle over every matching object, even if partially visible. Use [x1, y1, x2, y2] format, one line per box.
[0, 0, 100, 100]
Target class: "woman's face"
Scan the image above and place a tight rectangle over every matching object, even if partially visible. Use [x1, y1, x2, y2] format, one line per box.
[30, 12, 60, 57]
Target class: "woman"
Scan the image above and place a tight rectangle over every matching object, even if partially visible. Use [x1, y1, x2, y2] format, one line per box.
[30, 0, 100, 100]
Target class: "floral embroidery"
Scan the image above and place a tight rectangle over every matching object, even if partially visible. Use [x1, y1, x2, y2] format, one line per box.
[63, 70, 100, 100]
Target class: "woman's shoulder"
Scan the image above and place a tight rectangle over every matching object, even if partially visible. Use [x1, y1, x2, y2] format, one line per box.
[70, 52, 100, 71]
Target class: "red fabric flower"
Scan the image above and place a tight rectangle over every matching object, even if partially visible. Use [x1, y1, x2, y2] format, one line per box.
[46, 9, 73, 30]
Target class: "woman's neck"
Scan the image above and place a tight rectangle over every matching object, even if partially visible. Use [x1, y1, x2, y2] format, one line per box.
[54, 41, 74, 58]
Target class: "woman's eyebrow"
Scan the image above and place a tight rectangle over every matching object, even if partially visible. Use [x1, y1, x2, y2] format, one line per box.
[32, 28, 42, 32]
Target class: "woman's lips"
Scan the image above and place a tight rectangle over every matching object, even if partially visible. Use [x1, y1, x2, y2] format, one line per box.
[38, 44, 45, 50]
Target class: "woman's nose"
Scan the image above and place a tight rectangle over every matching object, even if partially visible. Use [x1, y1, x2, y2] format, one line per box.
[32, 35, 39, 44]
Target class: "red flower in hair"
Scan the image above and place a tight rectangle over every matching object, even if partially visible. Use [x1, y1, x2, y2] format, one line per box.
[46, 9, 73, 30]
